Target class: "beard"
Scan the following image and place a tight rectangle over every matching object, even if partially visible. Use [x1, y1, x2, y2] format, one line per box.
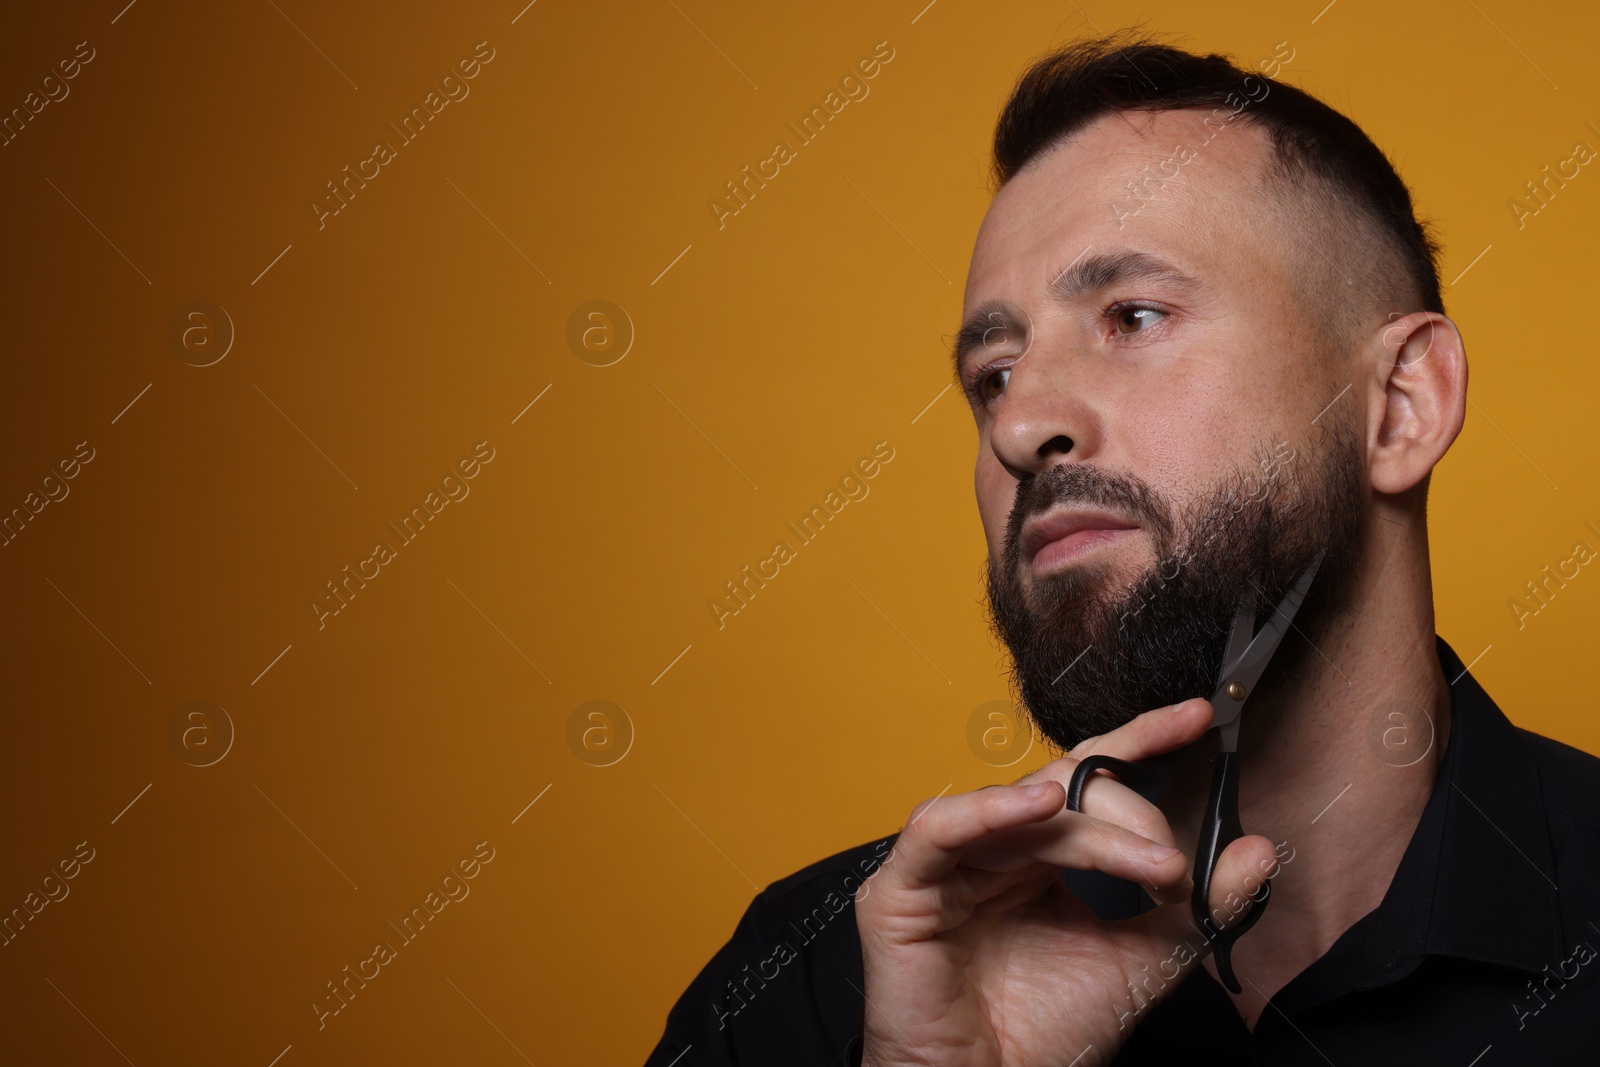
[983, 411, 1366, 752]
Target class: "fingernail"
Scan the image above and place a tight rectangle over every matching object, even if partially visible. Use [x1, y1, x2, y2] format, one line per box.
[1150, 842, 1180, 862]
[1023, 782, 1056, 799]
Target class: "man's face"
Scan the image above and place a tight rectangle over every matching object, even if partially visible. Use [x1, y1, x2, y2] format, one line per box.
[961, 108, 1368, 750]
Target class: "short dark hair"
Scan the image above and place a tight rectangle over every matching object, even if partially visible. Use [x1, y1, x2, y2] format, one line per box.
[991, 32, 1446, 336]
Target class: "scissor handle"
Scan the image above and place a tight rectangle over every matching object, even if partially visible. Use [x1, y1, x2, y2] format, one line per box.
[1067, 750, 1270, 994]
[1065, 754, 1173, 813]
[1192, 750, 1269, 994]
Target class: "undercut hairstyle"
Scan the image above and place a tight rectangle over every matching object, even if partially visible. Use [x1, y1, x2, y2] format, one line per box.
[992, 31, 1445, 350]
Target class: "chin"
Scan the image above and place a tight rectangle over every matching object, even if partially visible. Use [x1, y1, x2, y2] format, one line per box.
[1021, 555, 1126, 615]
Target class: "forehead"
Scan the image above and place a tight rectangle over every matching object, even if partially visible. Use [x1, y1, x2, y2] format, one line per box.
[965, 107, 1282, 306]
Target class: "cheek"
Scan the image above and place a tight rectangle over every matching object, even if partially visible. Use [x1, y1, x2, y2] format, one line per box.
[1108, 370, 1240, 491]
[1137, 418, 1262, 529]
[1139, 417, 1214, 491]
[974, 452, 1013, 556]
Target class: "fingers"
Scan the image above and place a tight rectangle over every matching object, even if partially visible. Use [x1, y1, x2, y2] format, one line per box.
[858, 781, 1192, 938]
[884, 780, 1068, 888]
[1007, 701, 1209, 871]
[856, 782, 1066, 938]
[1014, 759, 1176, 854]
[1069, 697, 1215, 763]
[860, 698, 1239, 941]
[1047, 699, 1214, 838]
[960, 803, 1190, 889]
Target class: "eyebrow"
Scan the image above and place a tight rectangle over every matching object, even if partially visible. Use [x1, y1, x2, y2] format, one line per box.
[950, 249, 1203, 379]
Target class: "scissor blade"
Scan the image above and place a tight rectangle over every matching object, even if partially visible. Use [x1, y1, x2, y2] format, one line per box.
[1218, 593, 1256, 686]
[1220, 548, 1326, 700]
[1209, 600, 1259, 737]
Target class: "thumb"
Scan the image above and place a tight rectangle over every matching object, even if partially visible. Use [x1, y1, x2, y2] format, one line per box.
[1129, 834, 1283, 978]
[1200, 834, 1282, 935]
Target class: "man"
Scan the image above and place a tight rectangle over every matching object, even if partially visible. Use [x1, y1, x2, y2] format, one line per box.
[645, 32, 1600, 1065]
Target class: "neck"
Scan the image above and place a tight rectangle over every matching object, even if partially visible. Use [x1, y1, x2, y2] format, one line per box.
[1162, 499, 1451, 1023]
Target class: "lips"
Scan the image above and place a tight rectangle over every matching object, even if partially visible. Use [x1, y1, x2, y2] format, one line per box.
[1020, 508, 1139, 573]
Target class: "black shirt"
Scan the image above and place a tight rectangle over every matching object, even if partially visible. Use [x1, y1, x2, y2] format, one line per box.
[644, 637, 1600, 1065]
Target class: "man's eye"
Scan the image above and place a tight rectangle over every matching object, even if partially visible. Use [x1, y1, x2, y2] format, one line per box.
[978, 367, 1010, 401]
[1111, 305, 1166, 335]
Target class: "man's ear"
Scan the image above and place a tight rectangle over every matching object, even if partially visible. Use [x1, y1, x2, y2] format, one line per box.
[1366, 311, 1467, 495]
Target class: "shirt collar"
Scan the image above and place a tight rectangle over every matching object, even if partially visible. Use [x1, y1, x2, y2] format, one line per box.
[1266, 635, 1565, 1021]
[1414, 634, 1565, 973]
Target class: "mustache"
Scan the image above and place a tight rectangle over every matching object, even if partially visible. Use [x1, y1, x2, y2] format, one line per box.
[1002, 462, 1176, 571]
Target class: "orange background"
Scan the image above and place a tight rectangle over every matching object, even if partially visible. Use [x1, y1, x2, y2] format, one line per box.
[1, 0, 1596, 1062]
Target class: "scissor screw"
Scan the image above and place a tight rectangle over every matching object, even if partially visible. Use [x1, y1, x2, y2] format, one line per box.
[1227, 681, 1247, 700]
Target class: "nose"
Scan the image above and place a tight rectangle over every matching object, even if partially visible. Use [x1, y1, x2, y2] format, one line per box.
[988, 344, 1101, 481]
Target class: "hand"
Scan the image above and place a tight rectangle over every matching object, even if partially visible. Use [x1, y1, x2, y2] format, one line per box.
[854, 698, 1279, 1067]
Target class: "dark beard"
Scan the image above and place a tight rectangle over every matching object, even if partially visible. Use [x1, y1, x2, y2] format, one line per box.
[983, 413, 1366, 752]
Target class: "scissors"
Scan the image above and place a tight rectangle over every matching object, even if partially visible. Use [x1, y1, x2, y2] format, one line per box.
[1064, 548, 1324, 993]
